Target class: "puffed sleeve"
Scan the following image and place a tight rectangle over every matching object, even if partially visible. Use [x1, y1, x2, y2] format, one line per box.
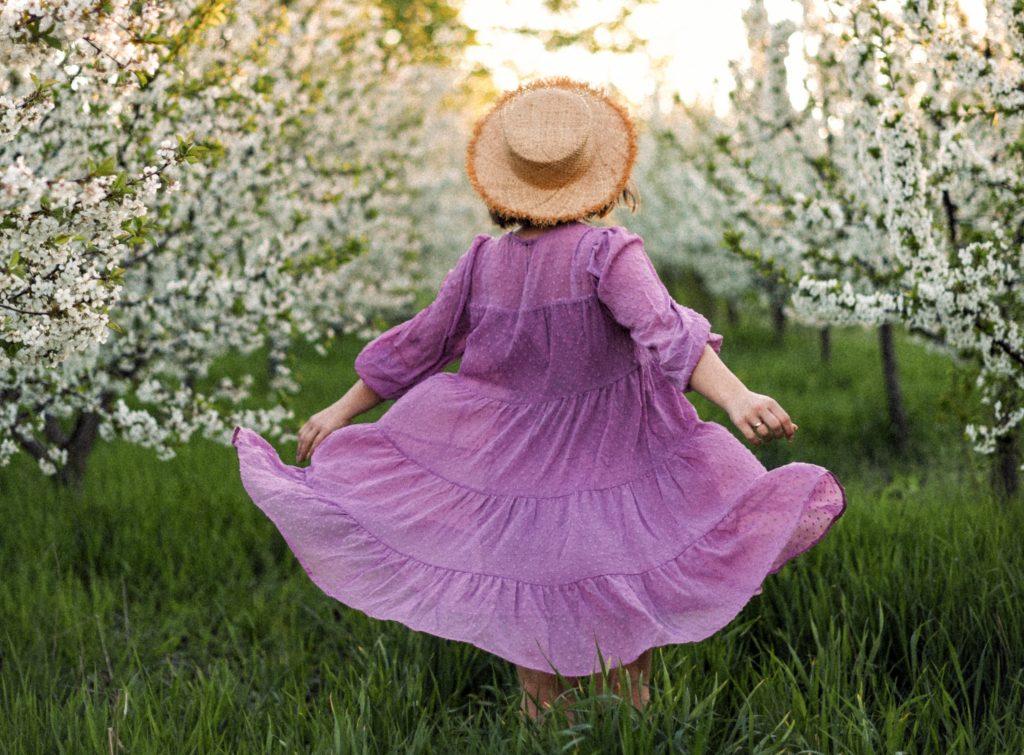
[587, 226, 724, 393]
[354, 234, 488, 400]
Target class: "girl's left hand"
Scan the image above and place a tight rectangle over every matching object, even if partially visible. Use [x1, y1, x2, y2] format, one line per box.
[296, 406, 351, 463]
[725, 389, 798, 446]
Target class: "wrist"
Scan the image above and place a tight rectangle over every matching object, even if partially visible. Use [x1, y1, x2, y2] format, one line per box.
[329, 397, 356, 423]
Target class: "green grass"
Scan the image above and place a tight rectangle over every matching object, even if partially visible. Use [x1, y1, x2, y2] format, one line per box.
[2, 310, 1022, 754]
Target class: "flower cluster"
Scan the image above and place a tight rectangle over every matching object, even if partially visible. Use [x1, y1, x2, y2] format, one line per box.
[1, 2, 174, 367]
[630, 112, 755, 304]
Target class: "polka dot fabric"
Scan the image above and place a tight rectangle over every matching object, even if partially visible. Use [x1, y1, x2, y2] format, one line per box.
[232, 221, 847, 675]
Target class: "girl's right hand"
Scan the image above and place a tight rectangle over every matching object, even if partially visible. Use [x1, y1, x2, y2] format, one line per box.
[725, 389, 798, 446]
[296, 405, 351, 463]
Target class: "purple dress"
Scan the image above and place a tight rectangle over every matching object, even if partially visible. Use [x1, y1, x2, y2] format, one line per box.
[232, 221, 846, 676]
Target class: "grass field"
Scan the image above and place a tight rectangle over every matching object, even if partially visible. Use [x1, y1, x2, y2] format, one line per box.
[2, 306, 1022, 754]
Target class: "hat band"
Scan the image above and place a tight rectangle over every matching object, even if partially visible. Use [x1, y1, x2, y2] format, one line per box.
[507, 136, 593, 191]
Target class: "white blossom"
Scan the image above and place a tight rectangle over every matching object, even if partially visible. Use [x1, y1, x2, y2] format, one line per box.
[1, 1, 468, 477]
[665, 0, 1024, 466]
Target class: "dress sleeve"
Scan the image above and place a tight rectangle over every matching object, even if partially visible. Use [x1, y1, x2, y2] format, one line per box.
[354, 234, 487, 400]
[586, 226, 724, 393]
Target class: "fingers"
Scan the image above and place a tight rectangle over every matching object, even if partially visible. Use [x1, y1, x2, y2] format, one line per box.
[750, 419, 771, 442]
[764, 400, 797, 441]
[732, 407, 760, 445]
[296, 422, 325, 463]
[297, 435, 309, 463]
[745, 397, 798, 445]
[758, 406, 789, 441]
[296, 414, 352, 463]
[739, 421, 761, 446]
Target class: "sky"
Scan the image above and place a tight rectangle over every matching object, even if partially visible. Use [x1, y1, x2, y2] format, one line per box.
[459, 0, 989, 115]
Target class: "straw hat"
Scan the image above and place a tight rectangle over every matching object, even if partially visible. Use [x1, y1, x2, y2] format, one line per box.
[466, 77, 637, 227]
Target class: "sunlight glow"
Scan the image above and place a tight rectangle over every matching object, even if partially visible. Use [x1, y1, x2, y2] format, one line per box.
[460, 0, 989, 116]
[461, 0, 808, 114]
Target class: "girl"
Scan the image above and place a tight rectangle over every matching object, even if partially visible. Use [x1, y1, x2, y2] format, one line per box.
[232, 77, 847, 721]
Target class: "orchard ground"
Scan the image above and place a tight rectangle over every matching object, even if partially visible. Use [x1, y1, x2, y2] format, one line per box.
[2, 291, 1022, 754]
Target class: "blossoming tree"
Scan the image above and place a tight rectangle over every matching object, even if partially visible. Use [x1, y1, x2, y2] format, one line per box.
[668, 0, 1023, 494]
[629, 109, 755, 326]
[1, 1, 456, 486]
[681, 0, 914, 451]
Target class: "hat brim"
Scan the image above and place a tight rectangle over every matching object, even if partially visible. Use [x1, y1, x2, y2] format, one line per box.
[466, 77, 637, 227]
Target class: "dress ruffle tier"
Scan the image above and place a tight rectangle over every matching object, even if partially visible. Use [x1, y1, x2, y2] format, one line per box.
[232, 222, 847, 675]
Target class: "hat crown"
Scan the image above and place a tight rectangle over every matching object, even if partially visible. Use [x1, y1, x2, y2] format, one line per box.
[465, 77, 637, 227]
[499, 88, 592, 165]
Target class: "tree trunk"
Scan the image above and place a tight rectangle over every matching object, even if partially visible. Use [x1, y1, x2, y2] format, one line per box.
[992, 433, 1020, 500]
[771, 299, 786, 346]
[267, 351, 281, 378]
[819, 326, 831, 364]
[879, 322, 910, 456]
[53, 410, 103, 492]
[726, 300, 740, 328]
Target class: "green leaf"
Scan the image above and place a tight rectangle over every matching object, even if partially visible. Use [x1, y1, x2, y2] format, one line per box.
[90, 156, 118, 177]
[0, 340, 25, 358]
[253, 74, 275, 94]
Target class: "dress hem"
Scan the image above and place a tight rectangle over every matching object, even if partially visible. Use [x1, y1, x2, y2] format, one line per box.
[233, 424, 848, 675]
